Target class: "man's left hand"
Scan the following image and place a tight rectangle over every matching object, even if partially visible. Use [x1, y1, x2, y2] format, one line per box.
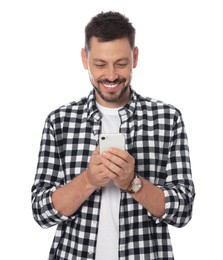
[100, 148, 135, 190]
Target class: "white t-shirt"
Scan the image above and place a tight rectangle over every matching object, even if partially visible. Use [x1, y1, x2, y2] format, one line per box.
[95, 103, 121, 260]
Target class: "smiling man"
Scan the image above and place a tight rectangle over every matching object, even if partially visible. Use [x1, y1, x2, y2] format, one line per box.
[32, 11, 195, 260]
[81, 36, 138, 107]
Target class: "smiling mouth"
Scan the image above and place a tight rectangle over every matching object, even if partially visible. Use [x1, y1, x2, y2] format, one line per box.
[100, 79, 125, 89]
[103, 83, 119, 88]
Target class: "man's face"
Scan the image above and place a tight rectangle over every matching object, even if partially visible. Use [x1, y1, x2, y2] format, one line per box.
[81, 37, 138, 108]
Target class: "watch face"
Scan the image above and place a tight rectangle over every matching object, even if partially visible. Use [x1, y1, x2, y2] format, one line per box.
[132, 176, 142, 193]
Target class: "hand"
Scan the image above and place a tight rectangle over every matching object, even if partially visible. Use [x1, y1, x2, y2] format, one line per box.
[101, 148, 135, 190]
[85, 147, 111, 188]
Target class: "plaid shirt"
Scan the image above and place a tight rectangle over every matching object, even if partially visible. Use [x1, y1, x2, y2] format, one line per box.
[32, 89, 195, 260]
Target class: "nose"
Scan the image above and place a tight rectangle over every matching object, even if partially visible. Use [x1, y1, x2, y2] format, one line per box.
[105, 65, 118, 82]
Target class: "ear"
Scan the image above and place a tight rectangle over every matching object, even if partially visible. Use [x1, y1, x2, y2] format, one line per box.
[133, 47, 139, 68]
[81, 48, 88, 69]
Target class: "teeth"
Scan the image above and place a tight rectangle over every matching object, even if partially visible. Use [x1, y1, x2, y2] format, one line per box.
[103, 83, 118, 88]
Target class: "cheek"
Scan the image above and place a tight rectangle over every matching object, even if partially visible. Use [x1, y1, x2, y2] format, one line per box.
[89, 69, 106, 83]
[121, 68, 132, 79]
[88, 67, 97, 82]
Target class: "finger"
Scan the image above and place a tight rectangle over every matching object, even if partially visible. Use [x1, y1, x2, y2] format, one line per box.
[102, 151, 127, 170]
[91, 149, 103, 165]
[107, 148, 129, 161]
[92, 147, 100, 155]
[101, 164, 119, 179]
[101, 157, 123, 177]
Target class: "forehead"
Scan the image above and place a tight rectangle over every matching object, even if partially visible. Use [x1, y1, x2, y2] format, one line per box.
[88, 37, 132, 60]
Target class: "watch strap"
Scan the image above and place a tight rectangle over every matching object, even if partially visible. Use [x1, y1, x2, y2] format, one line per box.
[125, 175, 141, 194]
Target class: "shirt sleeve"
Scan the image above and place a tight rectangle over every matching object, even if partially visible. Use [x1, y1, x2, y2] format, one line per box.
[31, 115, 74, 228]
[153, 111, 195, 227]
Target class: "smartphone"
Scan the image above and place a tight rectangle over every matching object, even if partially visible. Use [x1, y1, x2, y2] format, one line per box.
[99, 133, 125, 153]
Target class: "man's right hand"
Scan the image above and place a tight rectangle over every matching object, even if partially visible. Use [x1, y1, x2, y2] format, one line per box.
[85, 147, 111, 189]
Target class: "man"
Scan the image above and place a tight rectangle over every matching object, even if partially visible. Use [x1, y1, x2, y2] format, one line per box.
[32, 11, 195, 259]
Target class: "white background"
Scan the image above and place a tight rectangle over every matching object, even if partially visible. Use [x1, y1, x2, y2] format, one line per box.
[0, 0, 222, 259]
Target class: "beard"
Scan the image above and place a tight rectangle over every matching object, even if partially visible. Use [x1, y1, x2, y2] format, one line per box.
[94, 84, 129, 103]
[91, 77, 130, 103]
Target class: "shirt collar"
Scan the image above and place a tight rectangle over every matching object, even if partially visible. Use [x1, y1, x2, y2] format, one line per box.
[86, 88, 138, 121]
[119, 88, 138, 121]
[86, 91, 101, 121]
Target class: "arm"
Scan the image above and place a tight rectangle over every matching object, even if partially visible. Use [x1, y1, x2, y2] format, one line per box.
[101, 149, 165, 217]
[133, 113, 195, 227]
[31, 118, 67, 228]
[52, 148, 111, 217]
[101, 112, 195, 227]
[131, 177, 165, 217]
[156, 112, 195, 227]
[51, 171, 96, 217]
[31, 117, 109, 228]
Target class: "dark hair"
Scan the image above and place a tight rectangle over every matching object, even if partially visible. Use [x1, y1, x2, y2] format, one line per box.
[85, 11, 136, 51]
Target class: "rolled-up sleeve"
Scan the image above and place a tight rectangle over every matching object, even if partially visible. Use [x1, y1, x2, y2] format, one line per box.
[31, 115, 72, 228]
[32, 186, 69, 228]
[154, 112, 195, 227]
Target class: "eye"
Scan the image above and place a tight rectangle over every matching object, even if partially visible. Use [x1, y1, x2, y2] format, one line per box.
[116, 63, 128, 68]
[95, 64, 106, 68]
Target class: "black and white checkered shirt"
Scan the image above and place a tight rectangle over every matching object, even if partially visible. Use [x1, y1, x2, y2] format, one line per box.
[31, 89, 195, 259]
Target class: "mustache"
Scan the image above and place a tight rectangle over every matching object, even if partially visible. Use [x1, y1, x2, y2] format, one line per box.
[98, 78, 126, 85]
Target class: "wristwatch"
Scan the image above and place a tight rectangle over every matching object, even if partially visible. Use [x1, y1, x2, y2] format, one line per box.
[126, 175, 142, 194]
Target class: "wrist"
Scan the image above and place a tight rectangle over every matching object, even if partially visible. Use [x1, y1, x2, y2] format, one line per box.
[123, 174, 142, 194]
[83, 170, 98, 191]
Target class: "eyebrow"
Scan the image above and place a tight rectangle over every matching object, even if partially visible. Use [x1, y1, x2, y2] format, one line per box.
[93, 57, 129, 63]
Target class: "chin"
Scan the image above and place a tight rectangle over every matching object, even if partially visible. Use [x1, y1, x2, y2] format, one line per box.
[95, 84, 130, 104]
